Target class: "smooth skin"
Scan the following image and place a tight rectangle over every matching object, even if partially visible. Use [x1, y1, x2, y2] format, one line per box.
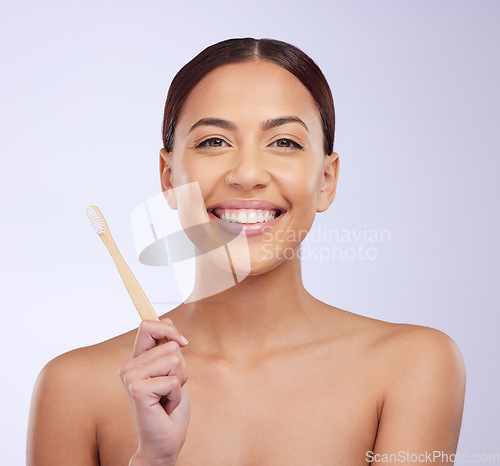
[27, 61, 465, 465]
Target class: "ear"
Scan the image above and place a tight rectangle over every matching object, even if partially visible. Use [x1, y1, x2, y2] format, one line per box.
[316, 152, 339, 213]
[159, 148, 178, 210]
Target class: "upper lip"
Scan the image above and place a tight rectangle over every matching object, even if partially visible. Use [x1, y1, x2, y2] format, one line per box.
[207, 198, 287, 212]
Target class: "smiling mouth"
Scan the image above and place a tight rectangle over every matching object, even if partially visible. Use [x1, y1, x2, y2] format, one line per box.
[208, 208, 285, 224]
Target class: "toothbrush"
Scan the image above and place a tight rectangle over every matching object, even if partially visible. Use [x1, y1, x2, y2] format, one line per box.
[86, 205, 166, 333]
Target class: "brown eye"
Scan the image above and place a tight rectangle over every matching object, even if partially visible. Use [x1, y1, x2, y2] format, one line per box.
[271, 138, 303, 149]
[196, 137, 229, 148]
[209, 138, 223, 147]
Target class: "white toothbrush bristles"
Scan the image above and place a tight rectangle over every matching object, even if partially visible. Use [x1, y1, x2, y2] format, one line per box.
[86, 206, 106, 235]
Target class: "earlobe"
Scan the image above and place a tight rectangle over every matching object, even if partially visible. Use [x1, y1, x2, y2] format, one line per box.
[316, 152, 339, 213]
[159, 148, 177, 210]
[166, 187, 178, 210]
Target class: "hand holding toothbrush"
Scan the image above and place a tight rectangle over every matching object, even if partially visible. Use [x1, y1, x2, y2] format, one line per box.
[119, 318, 190, 465]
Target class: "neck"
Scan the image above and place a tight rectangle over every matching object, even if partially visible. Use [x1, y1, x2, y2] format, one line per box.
[175, 254, 318, 363]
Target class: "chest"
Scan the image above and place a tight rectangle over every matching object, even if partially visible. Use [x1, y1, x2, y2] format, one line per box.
[97, 354, 380, 465]
[182, 357, 378, 464]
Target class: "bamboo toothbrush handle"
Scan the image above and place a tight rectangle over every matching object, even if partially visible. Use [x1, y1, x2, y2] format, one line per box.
[87, 205, 168, 343]
[100, 229, 160, 322]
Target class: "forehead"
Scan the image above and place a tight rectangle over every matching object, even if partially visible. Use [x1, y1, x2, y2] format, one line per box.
[177, 60, 321, 133]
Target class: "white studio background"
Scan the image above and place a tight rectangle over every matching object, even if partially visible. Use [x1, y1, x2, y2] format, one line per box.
[1, 0, 499, 462]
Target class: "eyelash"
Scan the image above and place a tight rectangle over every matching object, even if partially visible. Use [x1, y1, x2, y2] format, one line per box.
[195, 137, 229, 149]
[195, 137, 303, 150]
[270, 138, 303, 150]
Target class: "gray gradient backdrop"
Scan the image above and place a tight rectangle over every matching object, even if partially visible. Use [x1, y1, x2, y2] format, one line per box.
[1, 0, 499, 463]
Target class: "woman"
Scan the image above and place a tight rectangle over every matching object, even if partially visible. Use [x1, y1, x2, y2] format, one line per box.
[27, 38, 465, 465]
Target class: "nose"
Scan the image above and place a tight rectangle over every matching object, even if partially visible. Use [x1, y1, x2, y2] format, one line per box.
[226, 146, 271, 191]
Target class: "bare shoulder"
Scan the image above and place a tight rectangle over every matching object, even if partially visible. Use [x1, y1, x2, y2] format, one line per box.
[317, 302, 465, 392]
[374, 321, 465, 379]
[320, 305, 466, 451]
[325, 303, 464, 370]
[27, 328, 137, 465]
[37, 327, 136, 389]
[343, 318, 467, 451]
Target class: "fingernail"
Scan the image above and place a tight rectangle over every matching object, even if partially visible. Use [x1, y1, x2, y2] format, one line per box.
[180, 335, 189, 345]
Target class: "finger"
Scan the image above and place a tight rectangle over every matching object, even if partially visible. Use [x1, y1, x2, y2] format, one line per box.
[122, 347, 188, 386]
[121, 341, 188, 386]
[162, 378, 182, 415]
[131, 340, 186, 371]
[133, 319, 188, 357]
[129, 376, 183, 415]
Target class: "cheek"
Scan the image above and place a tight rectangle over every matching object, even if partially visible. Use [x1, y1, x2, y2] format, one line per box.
[172, 153, 211, 187]
[187, 162, 221, 196]
[280, 159, 323, 204]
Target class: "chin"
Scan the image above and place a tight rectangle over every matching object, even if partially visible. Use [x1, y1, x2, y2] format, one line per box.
[244, 246, 296, 276]
[245, 260, 283, 276]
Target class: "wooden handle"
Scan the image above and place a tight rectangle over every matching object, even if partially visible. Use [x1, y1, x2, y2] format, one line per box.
[100, 233, 160, 322]
[88, 205, 169, 343]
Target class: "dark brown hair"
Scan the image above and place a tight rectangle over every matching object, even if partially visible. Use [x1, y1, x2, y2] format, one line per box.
[162, 38, 335, 155]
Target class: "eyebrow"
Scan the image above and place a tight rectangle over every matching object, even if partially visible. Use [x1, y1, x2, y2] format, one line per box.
[187, 116, 309, 134]
[188, 118, 237, 134]
[261, 116, 309, 133]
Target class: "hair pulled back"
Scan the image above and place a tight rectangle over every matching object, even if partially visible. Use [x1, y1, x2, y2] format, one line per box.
[162, 38, 335, 155]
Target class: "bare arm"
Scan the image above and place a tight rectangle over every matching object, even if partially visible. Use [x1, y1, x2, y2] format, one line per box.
[371, 327, 466, 465]
[27, 350, 100, 465]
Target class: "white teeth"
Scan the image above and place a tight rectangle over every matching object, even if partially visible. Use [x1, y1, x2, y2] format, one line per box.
[247, 212, 258, 223]
[237, 211, 247, 223]
[212, 208, 281, 224]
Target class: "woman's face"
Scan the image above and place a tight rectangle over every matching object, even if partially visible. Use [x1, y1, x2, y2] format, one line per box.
[160, 60, 339, 275]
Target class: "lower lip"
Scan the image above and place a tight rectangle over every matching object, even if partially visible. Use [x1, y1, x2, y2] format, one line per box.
[207, 211, 286, 237]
